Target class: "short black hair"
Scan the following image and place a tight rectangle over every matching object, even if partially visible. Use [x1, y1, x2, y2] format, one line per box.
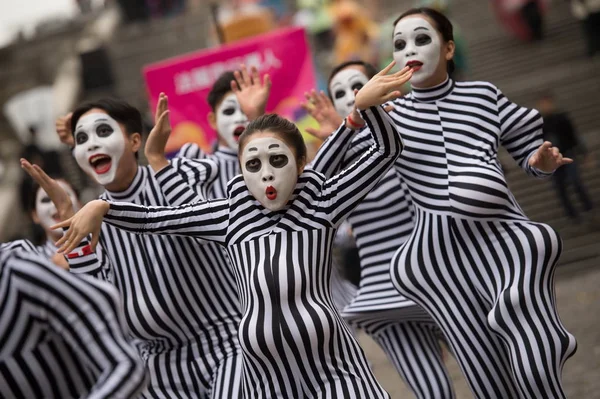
[239, 114, 307, 164]
[207, 71, 236, 111]
[394, 7, 455, 75]
[70, 98, 143, 158]
[71, 98, 143, 137]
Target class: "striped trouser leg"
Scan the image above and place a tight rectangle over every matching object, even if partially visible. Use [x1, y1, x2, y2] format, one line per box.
[454, 219, 577, 399]
[371, 322, 454, 399]
[392, 211, 521, 398]
[209, 353, 244, 399]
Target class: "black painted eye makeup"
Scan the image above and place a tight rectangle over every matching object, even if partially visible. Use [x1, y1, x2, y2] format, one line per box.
[245, 158, 262, 173]
[270, 154, 288, 168]
[75, 131, 88, 145]
[97, 123, 114, 137]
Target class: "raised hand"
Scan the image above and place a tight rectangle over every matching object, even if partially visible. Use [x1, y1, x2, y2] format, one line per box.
[20, 158, 75, 220]
[52, 200, 110, 254]
[145, 93, 171, 172]
[354, 61, 413, 110]
[231, 64, 272, 121]
[528, 141, 573, 173]
[56, 112, 74, 147]
[301, 90, 344, 140]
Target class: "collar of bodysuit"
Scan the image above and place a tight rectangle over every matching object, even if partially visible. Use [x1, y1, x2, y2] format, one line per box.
[411, 76, 454, 103]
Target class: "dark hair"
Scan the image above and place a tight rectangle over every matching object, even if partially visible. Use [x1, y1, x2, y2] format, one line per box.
[327, 60, 378, 99]
[70, 98, 143, 158]
[208, 71, 236, 111]
[71, 98, 143, 137]
[239, 114, 307, 164]
[393, 7, 455, 75]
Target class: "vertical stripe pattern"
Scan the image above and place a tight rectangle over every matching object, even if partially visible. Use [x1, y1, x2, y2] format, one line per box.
[103, 105, 400, 398]
[68, 158, 244, 398]
[311, 119, 455, 398]
[389, 79, 577, 398]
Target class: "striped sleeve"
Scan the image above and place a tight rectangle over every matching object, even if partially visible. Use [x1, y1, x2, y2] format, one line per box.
[104, 198, 230, 244]
[2, 250, 147, 398]
[309, 122, 358, 178]
[177, 142, 207, 159]
[318, 106, 403, 227]
[0, 239, 39, 254]
[65, 236, 113, 282]
[153, 157, 219, 206]
[497, 87, 552, 178]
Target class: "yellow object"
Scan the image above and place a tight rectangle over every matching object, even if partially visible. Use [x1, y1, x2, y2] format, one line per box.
[329, 0, 379, 64]
[168, 122, 211, 154]
[221, 9, 276, 43]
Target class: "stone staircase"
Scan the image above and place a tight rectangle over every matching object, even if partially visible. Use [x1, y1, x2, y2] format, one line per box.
[447, 0, 600, 268]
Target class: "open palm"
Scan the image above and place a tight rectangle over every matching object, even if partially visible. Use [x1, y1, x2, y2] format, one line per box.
[231, 64, 272, 121]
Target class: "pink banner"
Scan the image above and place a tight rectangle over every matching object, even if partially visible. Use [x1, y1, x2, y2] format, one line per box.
[143, 27, 317, 155]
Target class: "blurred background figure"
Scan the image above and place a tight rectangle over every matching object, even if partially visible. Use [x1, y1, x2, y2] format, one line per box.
[538, 92, 596, 224]
[491, 0, 548, 41]
[568, 0, 600, 58]
[329, 0, 379, 65]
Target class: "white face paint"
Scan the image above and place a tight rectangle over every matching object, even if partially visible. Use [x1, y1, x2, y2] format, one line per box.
[329, 68, 370, 118]
[393, 17, 441, 86]
[241, 136, 298, 211]
[35, 181, 79, 232]
[73, 113, 126, 186]
[216, 93, 249, 150]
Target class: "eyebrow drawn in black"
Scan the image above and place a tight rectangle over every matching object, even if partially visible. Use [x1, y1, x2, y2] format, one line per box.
[414, 27, 429, 31]
[248, 147, 258, 152]
[268, 144, 280, 149]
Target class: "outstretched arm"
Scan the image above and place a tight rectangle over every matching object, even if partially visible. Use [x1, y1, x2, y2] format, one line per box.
[497, 87, 572, 177]
[320, 105, 403, 227]
[312, 62, 411, 227]
[20, 159, 113, 281]
[53, 197, 230, 254]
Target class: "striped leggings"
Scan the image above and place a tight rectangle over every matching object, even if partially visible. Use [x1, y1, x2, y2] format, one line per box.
[345, 308, 455, 399]
[391, 209, 577, 398]
[141, 345, 243, 398]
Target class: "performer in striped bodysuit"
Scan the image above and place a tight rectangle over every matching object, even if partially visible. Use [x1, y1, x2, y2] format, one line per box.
[1, 175, 80, 270]
[54, 63, 411, 398]
[146, 66, 358, 312]
[304, 60, 454, 399]
[0, 247, 146, 398]
[385, 8, 576, 398]
[52, 99, 244, 398]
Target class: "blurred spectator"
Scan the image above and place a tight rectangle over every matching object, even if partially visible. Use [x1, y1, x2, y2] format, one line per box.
[491, 0, 548, 41]
[117, 0, 150, 22]
[569, 0, 600, 57]
[538, 92, 594, 222]
[294, 0, 335, 52]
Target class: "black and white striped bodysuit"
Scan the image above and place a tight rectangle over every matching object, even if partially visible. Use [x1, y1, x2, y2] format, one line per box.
[67, 159, 244, 398]
[388, 78, 577, 398]
[100, 106, 400, 398]
[0, 248, 146, 398]
[176, 144, 358, 313]
[313, 124, 454, 398]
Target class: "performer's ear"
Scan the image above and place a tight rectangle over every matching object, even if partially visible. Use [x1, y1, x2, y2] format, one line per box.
[130, 132, 142, 153]
[445, 40, 456, 61]
[208, 112, 217, 130]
